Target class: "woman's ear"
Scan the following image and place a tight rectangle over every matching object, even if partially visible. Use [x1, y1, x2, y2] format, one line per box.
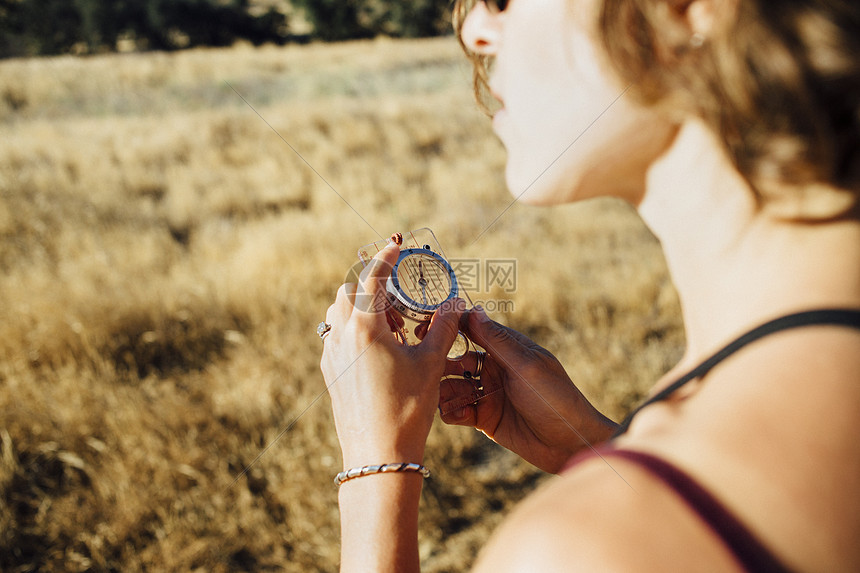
[672, 0, 738, 41]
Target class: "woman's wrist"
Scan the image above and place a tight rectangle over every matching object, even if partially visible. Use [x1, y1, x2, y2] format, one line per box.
[335, 462, 430, 486]
[543, 409, 618, 474]
[337, 464, 424, 573]
[340, 443, 426, 472]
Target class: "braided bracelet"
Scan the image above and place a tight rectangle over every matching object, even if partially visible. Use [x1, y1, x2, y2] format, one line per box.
[334, 463, 430, 486]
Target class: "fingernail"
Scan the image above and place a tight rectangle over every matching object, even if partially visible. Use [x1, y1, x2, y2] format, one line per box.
[475, 305, 489, 322]
[453, 407, 466, 420]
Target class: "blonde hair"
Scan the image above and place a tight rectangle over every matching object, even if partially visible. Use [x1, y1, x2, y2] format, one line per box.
[453, 0, 860, 218]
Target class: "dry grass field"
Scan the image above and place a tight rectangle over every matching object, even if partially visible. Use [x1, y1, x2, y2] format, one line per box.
[0, 37, 684, 571]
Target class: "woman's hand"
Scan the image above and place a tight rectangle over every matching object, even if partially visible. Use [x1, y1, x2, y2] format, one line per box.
[320, 242, 464, 470]
[440, 308, 616, 473]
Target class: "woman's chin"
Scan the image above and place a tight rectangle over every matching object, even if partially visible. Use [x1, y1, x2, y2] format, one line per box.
[504, 161, 584, 206]
[509, 188, 559, 206]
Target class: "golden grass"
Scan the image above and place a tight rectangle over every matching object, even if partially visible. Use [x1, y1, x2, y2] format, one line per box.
[0, 37, 683, 571]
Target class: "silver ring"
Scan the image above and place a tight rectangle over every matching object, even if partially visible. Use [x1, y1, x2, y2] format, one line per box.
[474, 350, 486, 379]
[463, 350, 485, 382]
[317, 321, 332, 340]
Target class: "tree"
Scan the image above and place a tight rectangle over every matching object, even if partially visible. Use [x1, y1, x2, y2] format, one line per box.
[0, 0, 289, 58]
[291, 0, 372, 42]
[376, 0, 452, 38]
[0, 0, 454, 59]
[1, 0, 84, 56]
[292, 0, 452, 42]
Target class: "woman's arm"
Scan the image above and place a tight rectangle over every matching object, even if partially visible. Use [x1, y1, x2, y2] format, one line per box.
[321, 243, 614, 571]
[320, 242, 464, 572]
[338, 473, 424, 572]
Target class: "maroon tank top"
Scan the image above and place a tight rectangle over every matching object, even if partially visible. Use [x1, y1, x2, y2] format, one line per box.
[565, 447, 794, 573]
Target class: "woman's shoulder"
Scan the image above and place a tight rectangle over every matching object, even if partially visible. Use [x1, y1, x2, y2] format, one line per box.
[471, 452, 741, 572]
[471, 320, 860, 572]
[614, 321, 860, 571]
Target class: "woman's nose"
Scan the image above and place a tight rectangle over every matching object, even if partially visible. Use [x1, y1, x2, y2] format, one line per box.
[460, 2, 502, 56]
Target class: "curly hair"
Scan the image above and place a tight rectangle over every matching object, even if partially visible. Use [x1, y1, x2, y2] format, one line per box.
[453, 0, 860, 217]
[452, 1, 496, 114]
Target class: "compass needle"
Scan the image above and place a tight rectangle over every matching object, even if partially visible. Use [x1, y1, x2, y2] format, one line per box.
[418, 260, 428, 304]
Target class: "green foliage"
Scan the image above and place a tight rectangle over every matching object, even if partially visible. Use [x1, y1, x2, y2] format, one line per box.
[292, 0, 452, 42]
[383, 0, 454, 38]
[0, 0, 290, 57]
[0, 0, 83, 57]
[291, 0, 369, 42]
[0, 0, 454, 57]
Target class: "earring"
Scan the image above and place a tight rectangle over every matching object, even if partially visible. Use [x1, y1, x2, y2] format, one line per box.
[690, 33, 706, 48]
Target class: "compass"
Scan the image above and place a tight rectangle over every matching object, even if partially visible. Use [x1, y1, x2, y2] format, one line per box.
[387, 248, 459, 321]
[358, 228, 472, 360]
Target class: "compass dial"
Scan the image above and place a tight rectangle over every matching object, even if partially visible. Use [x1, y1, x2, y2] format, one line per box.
[388, 248, 458, 320]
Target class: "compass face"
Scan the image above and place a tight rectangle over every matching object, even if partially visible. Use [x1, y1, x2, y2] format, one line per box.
[388, 248, 458, 320]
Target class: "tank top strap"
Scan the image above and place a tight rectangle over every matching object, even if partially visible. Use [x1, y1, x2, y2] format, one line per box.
[565, 447, 795, 573]
[613, 308, 860, 437]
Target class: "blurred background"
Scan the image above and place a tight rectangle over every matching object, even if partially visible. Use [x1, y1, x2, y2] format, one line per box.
[0, 0, 455, 57]
[0, 1, 684, 571]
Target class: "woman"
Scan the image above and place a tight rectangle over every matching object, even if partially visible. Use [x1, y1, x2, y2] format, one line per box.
[320, 0, 860, 570]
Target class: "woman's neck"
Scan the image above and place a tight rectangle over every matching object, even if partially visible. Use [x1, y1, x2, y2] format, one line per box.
[637, 120, 860, 370]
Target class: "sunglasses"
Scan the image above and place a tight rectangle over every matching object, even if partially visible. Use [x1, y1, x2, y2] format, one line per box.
[481, 0, 509, 13]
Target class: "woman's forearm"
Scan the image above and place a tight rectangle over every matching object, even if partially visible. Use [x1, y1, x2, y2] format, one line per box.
[338, 473, 425, 573]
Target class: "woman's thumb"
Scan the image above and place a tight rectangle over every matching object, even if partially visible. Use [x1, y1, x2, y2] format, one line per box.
[463, 306, 525, 357]
[421, 297, 465, 356]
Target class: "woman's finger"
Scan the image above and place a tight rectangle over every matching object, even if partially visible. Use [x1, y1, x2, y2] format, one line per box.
[438, 376, 479, 425]
[325, 282, 358, 326]
[418, 297, 464, 358]
[461, 307, 540, 366]
[353, 241, 400, 320]
[443, 349, 485, 378]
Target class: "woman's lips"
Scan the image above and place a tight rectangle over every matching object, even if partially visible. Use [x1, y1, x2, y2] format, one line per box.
[492, 107, 507, 128]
